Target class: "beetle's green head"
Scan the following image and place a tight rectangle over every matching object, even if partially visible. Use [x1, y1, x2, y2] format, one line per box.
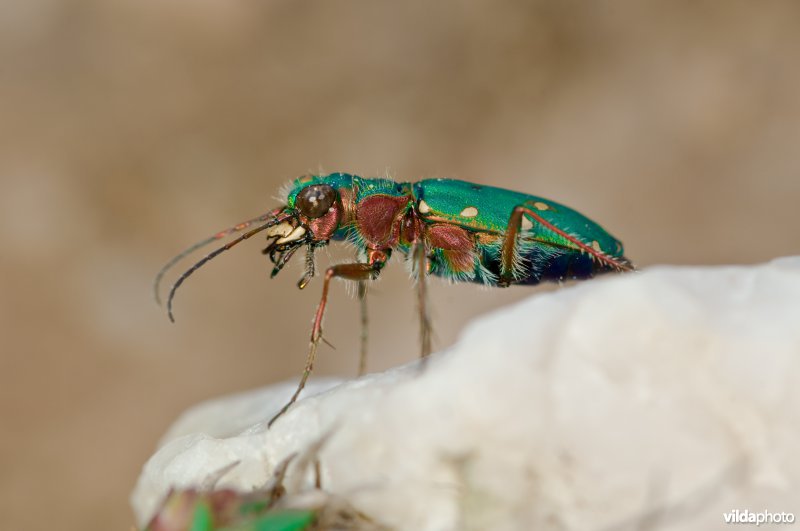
[263, 173, 355, 278]
[283, 173, 354, 210]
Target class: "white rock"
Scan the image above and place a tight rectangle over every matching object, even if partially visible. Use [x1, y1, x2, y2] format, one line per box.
[132, 258, 800, 530]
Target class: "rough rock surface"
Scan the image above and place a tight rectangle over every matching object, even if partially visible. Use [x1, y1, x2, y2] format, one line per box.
[132, 258, 800, 530]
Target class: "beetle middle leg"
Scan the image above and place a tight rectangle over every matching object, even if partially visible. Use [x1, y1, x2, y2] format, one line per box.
[268, 257, 386, 427]
[413, 241, 432, 358]
[357, 280, 368, 376]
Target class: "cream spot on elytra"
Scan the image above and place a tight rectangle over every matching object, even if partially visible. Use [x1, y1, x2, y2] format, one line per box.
[533, 201, 549, 211]
[591, 240, 602, 252]
[460, 206, 478, 217]
[521, 216, 534, 230]
[418, 200, 431, 214]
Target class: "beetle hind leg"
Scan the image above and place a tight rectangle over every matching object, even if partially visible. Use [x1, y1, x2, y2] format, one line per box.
[499, 205, 634, 286]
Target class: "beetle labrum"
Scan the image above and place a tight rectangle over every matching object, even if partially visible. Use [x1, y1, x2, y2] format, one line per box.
[154, 173, 634, 426]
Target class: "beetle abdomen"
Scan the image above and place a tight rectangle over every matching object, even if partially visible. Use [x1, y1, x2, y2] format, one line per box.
[422, 237, 626, 286]
[413, 178, 631, 286]
[478, 243, 625, 285]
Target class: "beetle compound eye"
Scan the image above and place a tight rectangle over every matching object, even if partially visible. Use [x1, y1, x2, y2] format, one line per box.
[296, 184, 336, 218]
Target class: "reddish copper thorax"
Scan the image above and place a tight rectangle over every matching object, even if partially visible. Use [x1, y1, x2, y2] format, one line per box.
[355, 194, 413, 248]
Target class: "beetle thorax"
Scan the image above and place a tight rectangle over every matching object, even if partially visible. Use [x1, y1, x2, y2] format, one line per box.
[355, 194, 416, 248]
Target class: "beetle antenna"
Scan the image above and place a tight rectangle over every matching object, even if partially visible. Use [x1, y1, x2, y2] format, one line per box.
[154, 209, 282, 305]
[166, 214, 292, 322]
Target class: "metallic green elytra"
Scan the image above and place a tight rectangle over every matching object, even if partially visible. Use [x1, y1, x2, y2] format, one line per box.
[154, 172, 633, 425]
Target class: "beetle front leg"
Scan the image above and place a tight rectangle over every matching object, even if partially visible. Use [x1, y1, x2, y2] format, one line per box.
[268, 257, 385, 427]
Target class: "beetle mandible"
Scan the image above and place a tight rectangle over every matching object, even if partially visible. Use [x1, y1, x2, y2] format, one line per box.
[154, 173, 634, 426]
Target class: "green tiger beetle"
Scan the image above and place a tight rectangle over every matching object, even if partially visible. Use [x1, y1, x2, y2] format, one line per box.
[155, 173, 633, 426]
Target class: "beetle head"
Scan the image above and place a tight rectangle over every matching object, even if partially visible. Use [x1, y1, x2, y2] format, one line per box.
[263, 175, 349, 278]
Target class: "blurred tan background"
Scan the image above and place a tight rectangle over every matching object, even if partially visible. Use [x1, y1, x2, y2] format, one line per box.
[1, 1, 799, 529]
